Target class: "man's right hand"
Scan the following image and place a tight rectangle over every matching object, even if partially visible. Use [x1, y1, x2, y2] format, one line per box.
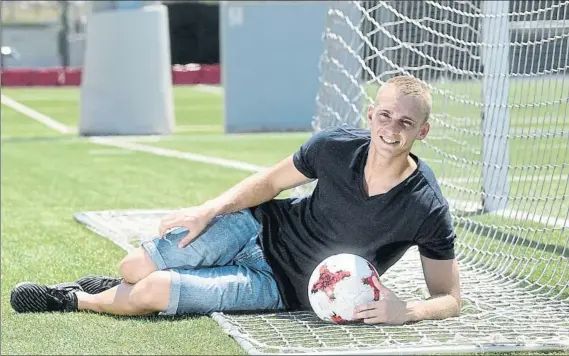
[158, 205, 216, 248]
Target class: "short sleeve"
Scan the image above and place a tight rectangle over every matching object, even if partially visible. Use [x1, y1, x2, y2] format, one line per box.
[414, 204, 456, 260]
[292, 128, 332, 179]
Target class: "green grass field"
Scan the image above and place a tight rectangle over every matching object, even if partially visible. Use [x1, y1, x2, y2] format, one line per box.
[1, 86, 306, 355]
[2, 85, 567, 355]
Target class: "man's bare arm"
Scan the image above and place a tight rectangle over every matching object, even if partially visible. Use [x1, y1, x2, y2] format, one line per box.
[353, 256, 461, 325]
[406, 257, 462, 322]
[158, 154, 313, 241]
[200, 154, 312, 218]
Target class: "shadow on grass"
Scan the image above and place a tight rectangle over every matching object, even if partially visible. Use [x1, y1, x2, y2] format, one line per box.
[94, 308, 293, 323]
[94, 311, 205, 323]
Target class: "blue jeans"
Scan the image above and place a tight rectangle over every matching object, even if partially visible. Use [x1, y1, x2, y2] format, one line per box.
[141, 209, 284, 315]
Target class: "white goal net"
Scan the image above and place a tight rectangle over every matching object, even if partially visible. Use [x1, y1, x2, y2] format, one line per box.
[74, 1, 569, 354]
[229, 0, 569, 353]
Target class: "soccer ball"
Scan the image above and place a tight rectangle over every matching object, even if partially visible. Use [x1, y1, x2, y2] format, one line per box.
[308, 253, 381, 324]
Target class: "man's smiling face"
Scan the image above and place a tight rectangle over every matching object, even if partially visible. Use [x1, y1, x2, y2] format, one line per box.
[367, 83, 430, 160]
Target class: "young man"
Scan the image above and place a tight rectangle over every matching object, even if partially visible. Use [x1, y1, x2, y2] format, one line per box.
[11, 76, 461, 325]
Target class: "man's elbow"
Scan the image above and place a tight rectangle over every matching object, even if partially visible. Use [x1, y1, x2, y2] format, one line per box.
[434, 289, 462, 318]
[451, 291, 462, 317]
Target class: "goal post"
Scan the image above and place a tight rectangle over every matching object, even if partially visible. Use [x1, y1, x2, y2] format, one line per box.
[480, 0, 511, 212]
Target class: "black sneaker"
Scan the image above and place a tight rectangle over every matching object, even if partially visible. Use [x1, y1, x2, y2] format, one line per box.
[75, 276, 123, 294]
[10, 282, 82, 313]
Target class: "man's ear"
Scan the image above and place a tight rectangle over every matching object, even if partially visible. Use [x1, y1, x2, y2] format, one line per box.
[417, 122, 430, 140]
[367, 104, 374, 124]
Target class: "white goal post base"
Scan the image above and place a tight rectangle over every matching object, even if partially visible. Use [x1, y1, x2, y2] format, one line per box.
[79, 3, 174, 136]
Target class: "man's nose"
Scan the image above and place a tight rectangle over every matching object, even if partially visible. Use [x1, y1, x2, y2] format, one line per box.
[382, 120, 401, 135]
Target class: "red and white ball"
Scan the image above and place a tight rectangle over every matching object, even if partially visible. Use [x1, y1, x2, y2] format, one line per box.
[308, 253, 381, 324]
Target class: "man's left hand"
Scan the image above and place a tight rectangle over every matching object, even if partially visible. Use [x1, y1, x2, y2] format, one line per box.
[353, 276, 411, 325]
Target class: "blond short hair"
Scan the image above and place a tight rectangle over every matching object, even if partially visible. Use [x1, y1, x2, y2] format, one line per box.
[378, 76, 432, 122]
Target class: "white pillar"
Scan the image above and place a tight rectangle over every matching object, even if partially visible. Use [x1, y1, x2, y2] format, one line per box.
[79, 2, 174, 136]
[480, 0, 510, 212]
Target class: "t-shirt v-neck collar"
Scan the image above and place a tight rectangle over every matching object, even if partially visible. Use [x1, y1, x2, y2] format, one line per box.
[355, 141, 421, 201]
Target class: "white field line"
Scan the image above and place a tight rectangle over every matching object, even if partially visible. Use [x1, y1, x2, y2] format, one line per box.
[2, 94, 263, 172]
[175, 124, 223, 132]
[444, 174, 568, 184]
[421, 158, 446, 164]
[88, 137, 267, 173]
[1, 94, 74, 134]
[195, 84, 223, 95]
[5, 96, 567, 229]
[496, 210, 568, 229]
[447, 198, 568, 229]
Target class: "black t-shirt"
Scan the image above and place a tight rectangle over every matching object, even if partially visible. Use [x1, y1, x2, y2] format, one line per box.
[251, 126, 456, 310]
